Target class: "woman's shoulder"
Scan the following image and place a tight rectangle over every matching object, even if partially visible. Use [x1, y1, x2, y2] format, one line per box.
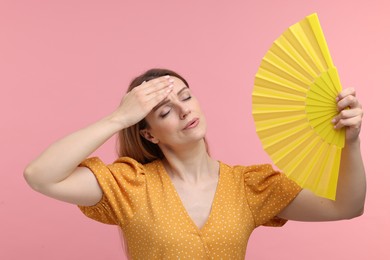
[109, 156, 163, 175]
[218, 161, 281, 187]
[81, 156, 163, 180]
[219, 160, 276, 175]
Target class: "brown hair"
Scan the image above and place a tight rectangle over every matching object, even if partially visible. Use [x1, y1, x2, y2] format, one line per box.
[117, 68, 190, 164]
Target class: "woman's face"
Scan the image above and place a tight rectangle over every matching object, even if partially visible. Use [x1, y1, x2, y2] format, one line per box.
[143, 77, 207, 149]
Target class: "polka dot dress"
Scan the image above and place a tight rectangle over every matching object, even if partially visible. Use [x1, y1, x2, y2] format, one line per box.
[78, 157, 302, 259]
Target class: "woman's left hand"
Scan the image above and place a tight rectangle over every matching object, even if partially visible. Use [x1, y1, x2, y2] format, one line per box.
[332, 87, 363, 143]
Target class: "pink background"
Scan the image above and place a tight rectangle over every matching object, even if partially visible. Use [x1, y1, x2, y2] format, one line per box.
[1, 0, 389, 259]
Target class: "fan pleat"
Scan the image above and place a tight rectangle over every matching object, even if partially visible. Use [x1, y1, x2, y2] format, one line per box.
[328, 68, 343, 95]
[252, 13, 345, 200]
[261, 60, 312, 87]
[260, 122, 309, 147]
[253, 87, 305, 101]
[300, 19, 329, 71]
[287, 137, 323, 182]
[307, 15, 335, 68]
[283, 30, 321, 74]
[256, 70, 309, 93]
[310, 79, 338, 101]
[268, 47, 315, 81]
[275, 37, 318, 78]
[255, 116, 309, 140]
[272, 130, 316, 167]
[282, 134, 321, 177]
[254, 78, 307, 97]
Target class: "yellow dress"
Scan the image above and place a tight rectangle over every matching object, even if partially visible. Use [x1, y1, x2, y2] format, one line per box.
[78, 157, 302, 259]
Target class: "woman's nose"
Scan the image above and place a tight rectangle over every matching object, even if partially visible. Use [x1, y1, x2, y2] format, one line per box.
[180, 106, 191, 119]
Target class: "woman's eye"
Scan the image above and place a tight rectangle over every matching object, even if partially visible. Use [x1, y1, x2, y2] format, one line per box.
[182, 95, 191, 101]
[160, 109, 171, 118]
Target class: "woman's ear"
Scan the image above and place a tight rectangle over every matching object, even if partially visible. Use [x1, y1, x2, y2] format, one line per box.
[140, 129, 159, 144]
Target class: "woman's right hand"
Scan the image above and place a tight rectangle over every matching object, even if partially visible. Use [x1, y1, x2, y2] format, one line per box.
[24, 76, 174, 206]
[112, 76, 174, 128]
[24, 75, 175, 206]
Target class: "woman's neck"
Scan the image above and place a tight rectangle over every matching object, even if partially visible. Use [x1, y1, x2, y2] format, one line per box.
[161, 140, 218, 183]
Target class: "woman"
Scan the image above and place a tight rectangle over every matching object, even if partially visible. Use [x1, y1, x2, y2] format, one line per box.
[24, 68, 366, 259]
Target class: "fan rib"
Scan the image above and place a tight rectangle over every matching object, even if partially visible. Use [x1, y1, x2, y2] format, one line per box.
[283, 30, 321, 75]
[262, 59, 312, 87]
[275, 36, 318, 78]
[289, 26, 326, 73]
[307, 14, 335, 69]
[261, 123, 309, 148]
[254, 81, 306, 98]
[253, 87, 305, 102]
[288, 137, 324, 184]
[271, 130, 315, 167]
[256, 117, 308, 140]
[270, 43, 315, 80]
[255, 72, 308, 93]
[299, 19, 329, 71]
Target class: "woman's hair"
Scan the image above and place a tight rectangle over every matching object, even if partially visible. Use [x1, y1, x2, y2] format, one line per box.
[117, 68, 190, 163]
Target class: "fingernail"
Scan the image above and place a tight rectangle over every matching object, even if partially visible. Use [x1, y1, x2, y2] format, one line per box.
[168, 78, 174, 83]
[164, 75, 170, 79]
[335, 97, 339, 102]
[331, 118, 336, 123]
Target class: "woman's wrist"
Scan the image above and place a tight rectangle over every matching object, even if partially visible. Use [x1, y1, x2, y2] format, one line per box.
[104, 113, 131, 132]
[345, 137, 361, 150]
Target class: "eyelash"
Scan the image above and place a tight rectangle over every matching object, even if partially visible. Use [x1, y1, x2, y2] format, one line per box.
[160, 111, 170, 118]
[183, 95, 192, 101]
[160, 95, 192, 118]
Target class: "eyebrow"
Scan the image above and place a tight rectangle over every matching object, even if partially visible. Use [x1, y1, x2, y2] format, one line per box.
[152, 87, 189, 112]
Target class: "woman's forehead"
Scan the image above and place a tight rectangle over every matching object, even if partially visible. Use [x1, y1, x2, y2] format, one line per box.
[167, 78, 190, 95]
[150, 79, 190, 113]
[170, 76, 188, 88]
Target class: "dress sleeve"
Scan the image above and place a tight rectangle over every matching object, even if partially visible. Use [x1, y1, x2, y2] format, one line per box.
[243, 164, 302, 227]
[77, 157, 145, 226]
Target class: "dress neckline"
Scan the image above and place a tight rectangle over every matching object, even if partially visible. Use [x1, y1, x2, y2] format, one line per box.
[158, 160, 222, 233]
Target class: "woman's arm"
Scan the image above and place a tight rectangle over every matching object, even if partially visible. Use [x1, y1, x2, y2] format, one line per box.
[24, 76, 174, 206]
[24, 116, 125, 206]
[278, 87, 366, 221]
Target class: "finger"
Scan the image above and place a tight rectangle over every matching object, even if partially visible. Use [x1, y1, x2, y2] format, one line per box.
[139, 76, 174, 95]
[337, 95, 361, 111]
[332, 107, 363, 123]
[336, 87, 356, 102]
[334, 115, 362, 130]
[145, 84, 174, 105]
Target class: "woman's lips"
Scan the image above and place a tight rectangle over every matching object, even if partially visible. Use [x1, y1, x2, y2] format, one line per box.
[183, 118, 199, 130]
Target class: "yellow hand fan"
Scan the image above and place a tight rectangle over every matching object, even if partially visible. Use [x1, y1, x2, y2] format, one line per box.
[252, 13, 345, 200]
